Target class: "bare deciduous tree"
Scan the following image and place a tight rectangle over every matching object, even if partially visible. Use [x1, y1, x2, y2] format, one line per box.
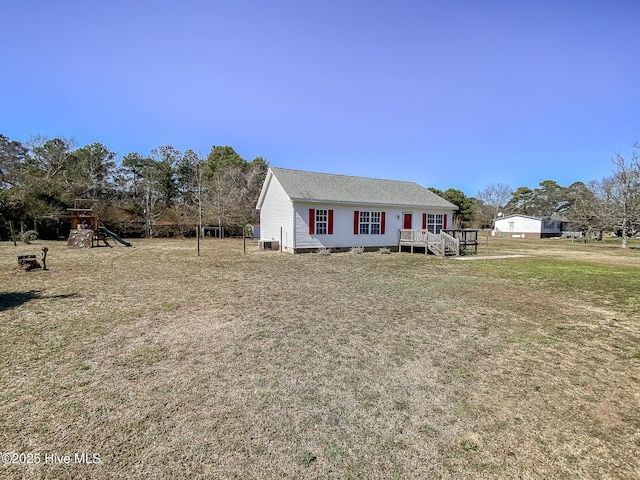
[600, 148, 640, 248]
[474, 182, 512, 227]
[566, 180, 607, 240]
[210, 162, 265, 230]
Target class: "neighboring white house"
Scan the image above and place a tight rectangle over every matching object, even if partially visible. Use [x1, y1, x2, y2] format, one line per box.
[256, 167, 458, 253]
[493, 214, 563, 238]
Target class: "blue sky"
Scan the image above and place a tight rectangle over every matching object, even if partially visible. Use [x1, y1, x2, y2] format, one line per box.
[2, 0, 639, 195]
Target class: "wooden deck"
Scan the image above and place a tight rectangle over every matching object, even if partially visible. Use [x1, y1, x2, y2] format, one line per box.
[442, 229, 479, 254]
[399, 229, 479, 256]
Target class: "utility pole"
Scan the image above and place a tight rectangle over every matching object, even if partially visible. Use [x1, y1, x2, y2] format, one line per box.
[196, 157, 204, 257]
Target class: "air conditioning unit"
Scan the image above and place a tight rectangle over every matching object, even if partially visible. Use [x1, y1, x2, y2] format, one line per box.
[259, 240, 280, 251]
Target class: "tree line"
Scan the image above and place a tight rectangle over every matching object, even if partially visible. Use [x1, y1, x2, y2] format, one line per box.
[430, 145, 639, 248]
[469, 144, 640, 247]
[2, 132, 639, 247]
[0, 133, 268, 241]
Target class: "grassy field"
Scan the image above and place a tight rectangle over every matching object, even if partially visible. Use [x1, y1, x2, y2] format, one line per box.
[1, 236, 639, 479]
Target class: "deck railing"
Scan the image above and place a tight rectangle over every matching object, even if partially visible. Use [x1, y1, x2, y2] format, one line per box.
[440, 231, 460, 256]
[426, 231, 443, 255]
[400, 229, 477, 255]
[400, 228, 428, 244]
[442, 229, 479, 254]
[399, 229, 460, 256]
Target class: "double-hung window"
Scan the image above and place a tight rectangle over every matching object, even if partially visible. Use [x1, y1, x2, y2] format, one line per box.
[309, 208, 333, 235]
[359, 211, 370, 234]
[427, 213, 444, 234]
[315, 209, 328, 235]
[355, 210, 383, 234]
[370, 211, 381, 234]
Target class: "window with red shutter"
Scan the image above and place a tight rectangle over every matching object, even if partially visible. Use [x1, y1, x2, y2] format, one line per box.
[315, 209, 328, 234]
[425, 213, 444, 233]
[355, 210, 383, 234]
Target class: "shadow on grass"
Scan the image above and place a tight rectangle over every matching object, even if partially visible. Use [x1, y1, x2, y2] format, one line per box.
[0, 291, 79, 312]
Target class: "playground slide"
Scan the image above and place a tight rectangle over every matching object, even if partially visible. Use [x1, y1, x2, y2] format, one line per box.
[98, 226, 133, 247]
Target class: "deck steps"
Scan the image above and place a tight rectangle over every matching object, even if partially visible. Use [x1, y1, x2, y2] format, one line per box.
[399, 229, 477, 256]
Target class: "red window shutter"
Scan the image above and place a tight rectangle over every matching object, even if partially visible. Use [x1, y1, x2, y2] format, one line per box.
[328, 209, 334, 235]
[353, 211, 359, 234]
[443, 214, 448, 230]
[309, 208, 315, 235]
[422, 213, 427, 229]
[381, 212, 386, 234]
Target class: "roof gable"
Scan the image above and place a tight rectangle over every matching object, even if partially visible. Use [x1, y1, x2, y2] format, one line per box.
[496, 214, 543, 222]
[495, 214, 562, 222]
[261, 167, 457, 209]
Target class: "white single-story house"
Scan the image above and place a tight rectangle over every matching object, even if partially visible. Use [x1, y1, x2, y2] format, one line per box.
[493, 214, 563, 238]
[256, 167, 458, 253]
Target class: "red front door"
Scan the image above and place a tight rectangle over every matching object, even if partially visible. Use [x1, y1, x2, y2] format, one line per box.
[403, 213, 412, 229]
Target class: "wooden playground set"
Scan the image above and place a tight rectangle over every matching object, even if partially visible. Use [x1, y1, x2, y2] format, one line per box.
[66, 200, 132, 249]
[17, 201, 132, 271]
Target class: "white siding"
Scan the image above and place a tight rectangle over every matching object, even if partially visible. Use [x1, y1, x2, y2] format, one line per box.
[258, 175, 294, 250]
[401, 210, 453, 230]
[293, 203, 455, 250]
[495, 216, 541, 234]
[493, 215, 561, 237]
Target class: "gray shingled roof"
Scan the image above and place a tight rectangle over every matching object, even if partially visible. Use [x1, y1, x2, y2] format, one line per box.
[270, 167, 458, 209]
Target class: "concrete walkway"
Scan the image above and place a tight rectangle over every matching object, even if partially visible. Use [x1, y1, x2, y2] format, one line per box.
[454, 254, 530, 261]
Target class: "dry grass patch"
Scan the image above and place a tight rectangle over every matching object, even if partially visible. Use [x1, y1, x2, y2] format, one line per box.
[1, 237, 639, 478]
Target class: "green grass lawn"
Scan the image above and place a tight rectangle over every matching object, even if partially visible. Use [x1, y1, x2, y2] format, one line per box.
[1, 237, 639, 479]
